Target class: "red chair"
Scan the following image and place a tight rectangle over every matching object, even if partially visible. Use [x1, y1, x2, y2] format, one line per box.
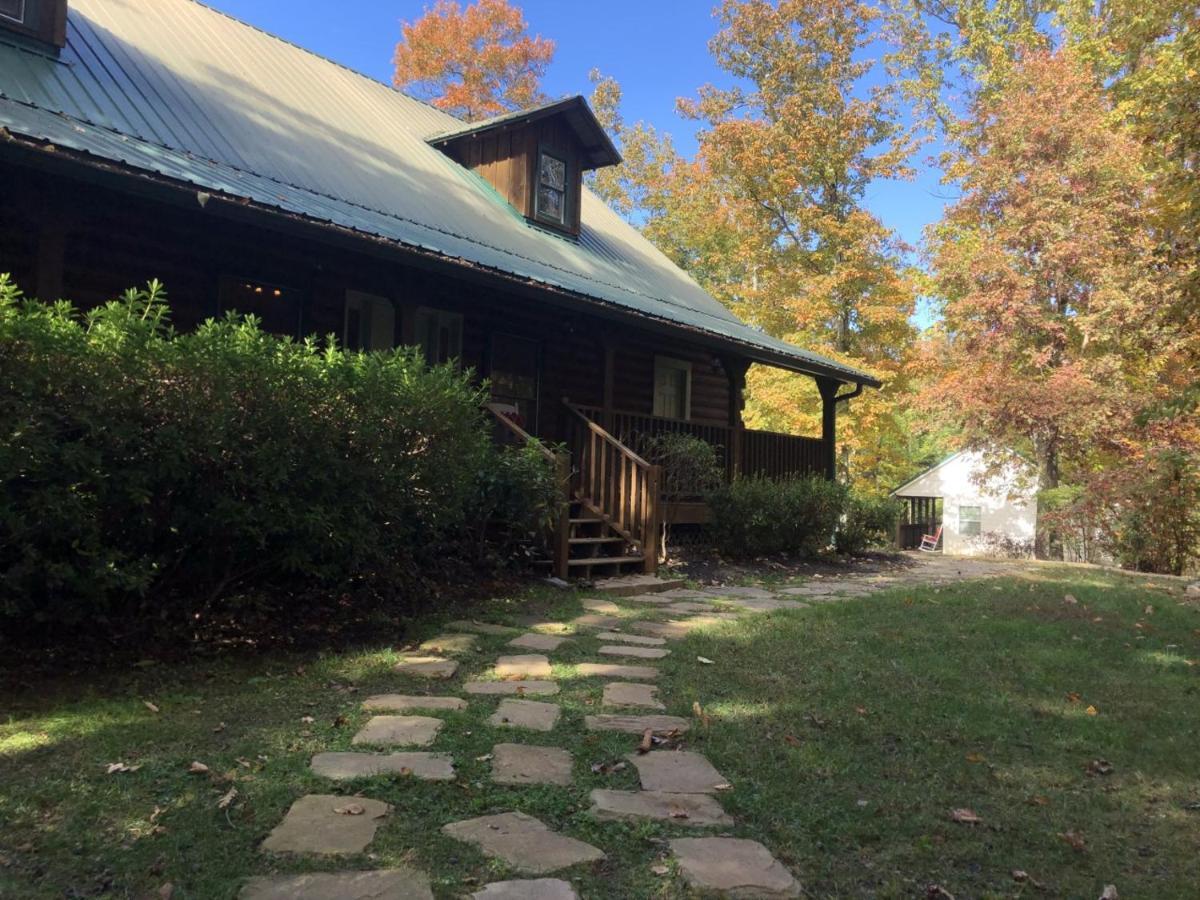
[919, 525, 943, 552]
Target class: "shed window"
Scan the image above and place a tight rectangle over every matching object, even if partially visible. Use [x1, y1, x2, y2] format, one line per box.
[959, 505, 982, 537]
[0, 1, 25, 24]
[652, 356, 691, 420]
[415, 306, 463, 365]
[534, 150, 567, 226]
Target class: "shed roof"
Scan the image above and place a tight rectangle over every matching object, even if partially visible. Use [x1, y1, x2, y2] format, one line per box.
[0, 0, 879, 386]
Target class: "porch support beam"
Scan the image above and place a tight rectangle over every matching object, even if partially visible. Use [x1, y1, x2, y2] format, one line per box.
[723, 356, 750, 480]
[816, 378, 865, 481]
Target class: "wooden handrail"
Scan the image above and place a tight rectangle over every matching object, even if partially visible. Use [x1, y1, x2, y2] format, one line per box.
[483, 402, 570, 578]
[484, 403, 558, 464]
[562, 400, 655, 469]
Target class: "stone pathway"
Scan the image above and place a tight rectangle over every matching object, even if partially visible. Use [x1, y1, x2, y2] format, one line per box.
[251, 560, 1014, 895]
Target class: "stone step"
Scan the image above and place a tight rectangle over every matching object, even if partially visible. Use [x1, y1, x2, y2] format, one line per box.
[575, 662, 659, 680]
[592, 574, 688, 596]
[351, 715, 442, 748]
[240, 867, 433, 899]
[259, 794, 390, 856]
[472, 879, 578, 900]
[594, 631, 666, 647]
[361, 694, 466, 713]
[488, 698, 560, 732]
[589, 789, 732, 826]
[601, 682, 663, 710]
[629, 750, 727, 793]
[583, 714, 689, 735]
[392, 654, 459, 679]
[446, 620, 519, 636]
[442, 812, 604, 875]
[417, 633, 478, 654]
[507, 633, 570, 652]
[490, 742, 573, 786]
[464, 680, 559, 696]
[310, 751, 454, 782]
[493, 654, 553, 679]
[598, 644, 669, 660]
[670, 837, 801, 898]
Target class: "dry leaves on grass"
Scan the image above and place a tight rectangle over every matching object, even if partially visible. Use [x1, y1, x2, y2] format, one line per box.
[143, 701, 160, 714]
[333, 803, 365, 816]
[949, 808, 982, 825]
[650, 864, 670, 876]
[216, 787, 238, 810]
[637, 729, 653, 754]
[692, 701, 713, 727]
[1059, 830, 1086, 851]
[696, 656, 715, 665]
[106, 762, 142, 774]
[1099, 886, 1119, 899]
[1085, 759, 1114, 777]
[187, 761, 209, 775]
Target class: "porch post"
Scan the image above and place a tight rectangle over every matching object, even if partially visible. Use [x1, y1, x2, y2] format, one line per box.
[816, 377, 840, 482]
[725, 358, 749, 480]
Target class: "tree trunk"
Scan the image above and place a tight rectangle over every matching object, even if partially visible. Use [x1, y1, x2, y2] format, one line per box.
[1035, 437, 1062, 561]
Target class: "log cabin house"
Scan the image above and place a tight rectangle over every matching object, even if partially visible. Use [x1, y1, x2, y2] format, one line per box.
[0, 0, 880, 578]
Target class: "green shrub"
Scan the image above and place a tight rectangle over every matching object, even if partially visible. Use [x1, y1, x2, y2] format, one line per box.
[708, 474, 846, 558]
[836, 493, 904, 555]
[0, 275, 557, 644]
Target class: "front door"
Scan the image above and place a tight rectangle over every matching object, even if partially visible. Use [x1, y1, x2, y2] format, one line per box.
[489, 333, 541, 433]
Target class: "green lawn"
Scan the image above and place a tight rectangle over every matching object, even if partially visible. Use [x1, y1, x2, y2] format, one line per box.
[2, 566, 1198, 898]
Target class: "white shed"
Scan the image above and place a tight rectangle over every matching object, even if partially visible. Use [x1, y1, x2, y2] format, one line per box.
[891, 451, 1037, 556]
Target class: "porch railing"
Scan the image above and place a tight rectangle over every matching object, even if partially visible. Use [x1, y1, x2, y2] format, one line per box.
[571, 403, 823, 482]
[563, 401, 661, 571]
[484, 403, 571, 579]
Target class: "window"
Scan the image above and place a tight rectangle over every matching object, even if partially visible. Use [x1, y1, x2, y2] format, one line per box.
[218, 277, 301, 338]
[534, 150, 567, 226]
[490, 333, 540, 430]
[652, 356, 691, 420]
[958, 505, 982, 537]
[0, 0, 25, 24]
[415, 306, 463, 365]
[343, 291, 395, 351]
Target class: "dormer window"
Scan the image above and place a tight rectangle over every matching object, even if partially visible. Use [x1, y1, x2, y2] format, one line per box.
[428, 95, 621, 239]
[0, 1, 26, 25]
[535, 150, 567, 226]
[0, 0, 67, 52]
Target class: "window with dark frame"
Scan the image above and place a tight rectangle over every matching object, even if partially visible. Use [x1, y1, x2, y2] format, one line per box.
[0, 0, 25, 23]
[218, 277, 302, 339]
[414, 306, 463, 366]
[534, 150, 567, 226]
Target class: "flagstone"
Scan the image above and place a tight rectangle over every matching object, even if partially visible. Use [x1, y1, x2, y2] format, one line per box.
[464, 679, 559, 696]
[508, 633, 569, 652]
[491, 742, 573, 786]
[656, 588, 714, 599]
[472, 878, 579, 899]
[580, 598, 621, 614]
[310, 751, 454, 781]
[668, 601, 721, 613]
[569, 613, 622, 629]
[726, 598, 810, 612]
[594, 631, 667, 646]
[575, 662, 659, 680]
[514, 616, 572, 635]
[624, 593, 677, 605]
[442, 811, 604, 874]
[488, 698, 561, 732]
[598, 644, 669, 660]
[601, 682, 664, 710]
[447, 620, 519, 635]
[703, 585, 775, 599]
[669, 837, 800, 897]
[260, 794, 390, 855]
[589, 789, 732, 826]
[584, 714, 689, 735]
[351, 715, 443, 747]
[629, 750, 726, 793]
[418, 633, 478, 654]
[240, 868, 433, 899]
[494, 654, 553, 679]
[362, 694, 467, 713]
[393, 655, 458, 679]
[592, 573, 686, 596]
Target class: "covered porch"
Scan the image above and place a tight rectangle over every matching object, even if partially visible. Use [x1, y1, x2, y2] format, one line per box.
[896, 496, 943, 551]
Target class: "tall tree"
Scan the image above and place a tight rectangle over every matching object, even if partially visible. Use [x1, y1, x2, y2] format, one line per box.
[925, 48, 1167, 556]
[393, 0, 554, 121]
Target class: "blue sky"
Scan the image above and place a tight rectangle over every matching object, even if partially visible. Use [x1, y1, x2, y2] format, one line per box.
[208, 0, 946, 321]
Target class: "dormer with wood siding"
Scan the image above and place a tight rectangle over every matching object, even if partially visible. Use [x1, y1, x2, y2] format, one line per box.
[429, 96, 621, 238]
[0, 0, 68, 52]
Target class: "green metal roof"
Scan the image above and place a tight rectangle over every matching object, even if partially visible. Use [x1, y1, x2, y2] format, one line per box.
[0, 0, 879, 387]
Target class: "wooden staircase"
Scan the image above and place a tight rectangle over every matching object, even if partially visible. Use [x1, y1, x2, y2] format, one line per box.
[484, 400, 662, 581]
[564, 501, 646, 579]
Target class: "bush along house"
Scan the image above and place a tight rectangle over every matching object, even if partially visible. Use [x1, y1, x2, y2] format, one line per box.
[0, 0, 880, 578]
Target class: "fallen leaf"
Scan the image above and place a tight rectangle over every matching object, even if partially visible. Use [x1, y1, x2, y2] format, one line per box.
[187, 761, 209, 775]
[332, 714, 348, 728]
[1012, 870, 1029, 882]
[1027, 795, 1050, 806]
[855, 706, 868, 716]
[638, 729, 653, 754]
[157, 883, 174, 900]
[949, 807, 981, 825]
[106, 761, 142, 774]
[926, 885, 956, 900]
[1064, 594, 1078, 605]
[212, 722, 226, 733]
[784, 734, 803, 747]
[300, 715, 315, 724]
[475, 753, 493, 762]
[216, 787, 238, 810]
[143, 701, 160, 714]
[1066, 692, 1082, 703]
[1085, 759, 1114, 777]
[1059, 830, 1086, 851]
[334, 803, 365, 816]
[1086, 705, 1099, 716]
[1099, 886, 1118, 900]
[965, 753, 985, 763]
[668, 807, 689, 819]
[650, 864, 670, 876]
[713, 782, 733, 791]
[696, 656, 715, 665]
